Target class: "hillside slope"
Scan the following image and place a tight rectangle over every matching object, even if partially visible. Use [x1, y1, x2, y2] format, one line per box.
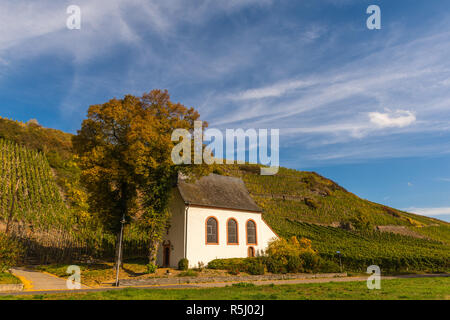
[0, 117, 448, 271]
[0, 138, 72, 230]
[218, 164, 450, 272]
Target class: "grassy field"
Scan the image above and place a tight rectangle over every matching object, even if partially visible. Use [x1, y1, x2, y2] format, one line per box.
[1, 277, 449, 300]
[0, 272, 21, 284]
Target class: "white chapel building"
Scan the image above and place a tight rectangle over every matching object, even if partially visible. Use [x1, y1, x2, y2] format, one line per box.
[156, 173, 279, 268]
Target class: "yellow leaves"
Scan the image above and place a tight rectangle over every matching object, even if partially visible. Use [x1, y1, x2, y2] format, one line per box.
[267, 236, 316, 259]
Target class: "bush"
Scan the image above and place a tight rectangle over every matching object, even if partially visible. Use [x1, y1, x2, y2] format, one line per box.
[146, 263, 157, 274]
[266, 237, 319, 274]
[178, 258, 189, 271]
[178, 270, 198, 277]
[0, 234, 24, 272]
[232, 282, 255, 288]
[300, 251, 320, 272]
[228, 267, 240, 275]
[246, 259, 265, 275]
[208, 257, 265, 275]
[287, 255, 303, 273]
[208, 258, 247, 271]
[266, 256, 287, 274]
[317, 259, 341, 273]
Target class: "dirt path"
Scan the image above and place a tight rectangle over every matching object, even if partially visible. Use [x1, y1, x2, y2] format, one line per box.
[10, 267, 89, 291]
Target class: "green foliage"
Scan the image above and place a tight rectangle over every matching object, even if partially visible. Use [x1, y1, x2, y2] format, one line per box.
[178, 270, 198, 277]
[265, 237, 320, 273]
[0, 116, 80, 194]
[178, 258, 189, 271]
[0, 272, 21, 284]
[146, 263, 157, 274]
[265, 257, 287, 274]
[231, 282, 255, 288]
[316, 259, 341, 273]
[286, 255, 303, 273]
[0, 234, 24, 272]
[300, 251, 320, 273]
[208, 257, 266, 275]
[0, 138, 74, 229]
[273, 219, 450, 272]
[246, 259, 265, 275]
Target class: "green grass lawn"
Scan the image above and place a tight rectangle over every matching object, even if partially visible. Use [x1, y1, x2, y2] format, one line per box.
[0, 272, 21, 284]
[1, 277, 449, 300]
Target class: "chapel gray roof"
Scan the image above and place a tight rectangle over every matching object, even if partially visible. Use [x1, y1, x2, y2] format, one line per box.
[177, 173, 262, 212]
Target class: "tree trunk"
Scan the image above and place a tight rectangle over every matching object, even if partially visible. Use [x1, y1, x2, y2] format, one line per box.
[147, 229, 159, 265]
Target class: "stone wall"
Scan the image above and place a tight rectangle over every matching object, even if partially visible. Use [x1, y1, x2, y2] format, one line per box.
[0, 284, 24, 292]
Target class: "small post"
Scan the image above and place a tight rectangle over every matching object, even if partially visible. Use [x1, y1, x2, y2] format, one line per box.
[114, 214, 126, 287]
[336, 250, 343, 273]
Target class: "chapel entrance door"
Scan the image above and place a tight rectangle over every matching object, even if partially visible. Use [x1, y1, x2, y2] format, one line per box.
[163, 245, 170, 267]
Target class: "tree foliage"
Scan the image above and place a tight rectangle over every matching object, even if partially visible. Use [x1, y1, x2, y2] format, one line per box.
[73, 90, 211, 263]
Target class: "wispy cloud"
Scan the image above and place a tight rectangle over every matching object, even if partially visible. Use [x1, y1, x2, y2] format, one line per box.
[404, 207, 450, 216]
[230, 80, 315, 101]
[204, 18, 450, 165]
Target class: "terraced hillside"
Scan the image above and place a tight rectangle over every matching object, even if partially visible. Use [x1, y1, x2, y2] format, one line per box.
[0, 118, 149, 263]
[219, 165, 450, 272]
[0, 138, 72, 230]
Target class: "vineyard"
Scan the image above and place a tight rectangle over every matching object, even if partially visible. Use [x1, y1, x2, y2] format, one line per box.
[218, 164, 450, 272]
[0, 138, 71, 229]
[0, 137, 148, 264]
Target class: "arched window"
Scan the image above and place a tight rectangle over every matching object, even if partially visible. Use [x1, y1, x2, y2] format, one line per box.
[248, 246, 255, 257]
[227, 218, 238, 244]
[206, 217, 218, 244]
[246, 220, 257, 245]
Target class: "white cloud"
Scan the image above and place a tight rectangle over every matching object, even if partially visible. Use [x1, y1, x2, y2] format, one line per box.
[231, 80, 315, 100]
[404, 207, 450, 216]
[407, 182, 413, 187]
[369, 110, 416, 128]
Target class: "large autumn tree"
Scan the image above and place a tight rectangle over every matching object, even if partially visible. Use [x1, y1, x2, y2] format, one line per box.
[72, 90, 210, 264]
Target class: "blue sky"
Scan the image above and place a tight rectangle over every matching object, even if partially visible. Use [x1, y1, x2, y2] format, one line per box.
[1, 0, 450, 221]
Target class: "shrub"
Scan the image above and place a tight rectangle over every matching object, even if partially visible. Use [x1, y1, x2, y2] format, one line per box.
[287, 255, 303, 273]
[266, 236, 319, 273]
[178, 270, 198, 277]
[266, 256, 287, 274]
[232, 282, 255, 288]
[317, 259, 341, 273]
[246, 259, 265, 275]
[146, 263, 157, 274]
[228, 266, 240, 275]
[0, 234, 24, 272]
[300, 251, 320, 272]
[207, 258, 247, 271]
[178, 258, 189, 271]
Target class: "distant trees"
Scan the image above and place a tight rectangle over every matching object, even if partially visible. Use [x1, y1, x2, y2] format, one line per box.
[73, 90, 210, 265]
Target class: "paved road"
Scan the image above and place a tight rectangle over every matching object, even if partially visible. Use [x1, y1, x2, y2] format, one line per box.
[1, 273, 448, 297]
[10, 267, 89, 291]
